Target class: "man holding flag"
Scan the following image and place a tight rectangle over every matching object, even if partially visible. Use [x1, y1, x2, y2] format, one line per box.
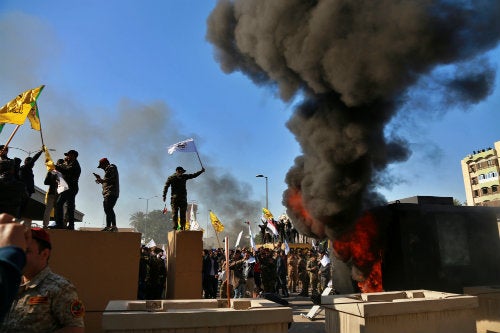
[162, 166, 205, 231]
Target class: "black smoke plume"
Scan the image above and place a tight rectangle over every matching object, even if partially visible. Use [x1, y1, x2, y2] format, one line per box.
[207, 0, 500, 240]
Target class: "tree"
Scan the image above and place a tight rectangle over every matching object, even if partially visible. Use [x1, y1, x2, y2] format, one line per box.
[129, 209, 171, 244]
[453, 198, 464, 206]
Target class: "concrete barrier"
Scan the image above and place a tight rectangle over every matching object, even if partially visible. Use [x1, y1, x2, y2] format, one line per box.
[102, 298, 293, 333]
[322, 290, 478, 333]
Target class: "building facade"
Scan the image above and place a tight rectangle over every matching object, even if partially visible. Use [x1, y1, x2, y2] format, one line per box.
[461, 141, 500, 206]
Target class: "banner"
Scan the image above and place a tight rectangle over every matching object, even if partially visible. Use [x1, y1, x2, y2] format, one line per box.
[209, 210, 224, 233]
[167, 138, 197, 154]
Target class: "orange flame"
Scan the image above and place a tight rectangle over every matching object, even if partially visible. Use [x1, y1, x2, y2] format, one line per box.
[287, 188, 383, 292]
[333, 211, 383, 293]
[288, 188, 314, 222]
[287, 188, 327, 238]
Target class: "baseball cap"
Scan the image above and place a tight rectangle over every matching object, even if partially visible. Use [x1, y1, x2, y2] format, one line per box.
[98, 157, 109, 168]
[31, 227, 52, 249]
[176, 166, 186, 173]
[64, 149, 79, 158]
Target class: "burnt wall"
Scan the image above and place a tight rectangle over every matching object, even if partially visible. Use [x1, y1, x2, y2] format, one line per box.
[382, 203, 500, 293]
[332, 200, 500, 294]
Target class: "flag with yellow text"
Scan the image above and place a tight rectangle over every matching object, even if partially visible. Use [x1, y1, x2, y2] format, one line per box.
[262, 207, 274, 220]
[0, 85, 44, 126]
[209, 210, 224, 233]
[27, 102, 41, 130]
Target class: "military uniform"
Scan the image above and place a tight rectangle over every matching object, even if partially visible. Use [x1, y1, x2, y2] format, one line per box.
[307, 257, 320, 295]
[287, 253, 299, 293]
[298, 255, 309, 296]
[163, 168, 204, 230]
[1, 266, 85, 333]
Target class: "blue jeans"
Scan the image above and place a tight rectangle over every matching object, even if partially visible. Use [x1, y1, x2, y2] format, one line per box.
[234, 281, 246, 298]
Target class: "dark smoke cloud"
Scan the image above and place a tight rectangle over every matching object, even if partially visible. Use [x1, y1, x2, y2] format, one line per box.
[207, 0, 500, 239]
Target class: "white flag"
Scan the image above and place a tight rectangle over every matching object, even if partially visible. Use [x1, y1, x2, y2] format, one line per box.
[320, 254, 330, 267]
[189, 204, 201, 231]
[167, 138, 197, 154]
[52, 170, 69, 194]
[248, 223, 257, 251]
[146, 239, 156, 248]
[235, 230, 243, 248]
[284, 239, 290, 255]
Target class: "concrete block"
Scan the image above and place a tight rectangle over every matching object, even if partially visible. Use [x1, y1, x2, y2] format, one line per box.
[102, 299, 293, 333]
[464, 286, 500, 333]
[166, 230, 203, 299]
[232, 299, 251, 310]
[324, 289, 478, 333]
[48, 230, 141, 332]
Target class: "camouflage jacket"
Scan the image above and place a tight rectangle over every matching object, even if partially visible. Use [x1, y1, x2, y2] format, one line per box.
[1, 266, 85, 333]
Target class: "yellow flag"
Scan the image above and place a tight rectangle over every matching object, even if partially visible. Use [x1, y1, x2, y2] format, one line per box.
[0, 86, 44, 126]
[262, 207, 274, 220]
[27, 102, 41, 130]
[209, 210, 224, 233]
[43, 145, 55, 171]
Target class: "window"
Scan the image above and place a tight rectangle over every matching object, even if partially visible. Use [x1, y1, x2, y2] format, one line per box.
[482, 187, 489, 195]
[471, 177, 478, 185]
[479, 174, 485, 180]
[493, 186, 498, 193]
[473, 190, 479, 197]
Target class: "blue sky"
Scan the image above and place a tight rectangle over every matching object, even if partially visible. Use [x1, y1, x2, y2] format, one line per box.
[1, 1, 499, 233]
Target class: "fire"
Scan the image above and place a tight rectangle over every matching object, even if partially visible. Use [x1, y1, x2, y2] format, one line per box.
[333, 211, 383, 293]
[287, 188, 327, 238]
[287, 188, 314, 222]
[287, 188, 383, 292]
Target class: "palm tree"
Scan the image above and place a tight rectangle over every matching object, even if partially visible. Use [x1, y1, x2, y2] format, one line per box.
[129, 209, 171, 244]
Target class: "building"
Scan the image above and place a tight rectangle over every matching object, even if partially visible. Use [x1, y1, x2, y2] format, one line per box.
[25, 185, 84, 222]
[461, 141, 500, 207]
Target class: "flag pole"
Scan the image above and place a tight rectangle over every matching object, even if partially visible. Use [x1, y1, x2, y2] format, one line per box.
[0, 125, 21, 155]
[195, 150, 204, 169]
[212, 222, 222, 249]
[224, 236, 230, 308]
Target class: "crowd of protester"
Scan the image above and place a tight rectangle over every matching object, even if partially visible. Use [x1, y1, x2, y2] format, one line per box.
[136, 238, 332, 302]
[202, 243, 332, 300]
[137, 245, 167, 300]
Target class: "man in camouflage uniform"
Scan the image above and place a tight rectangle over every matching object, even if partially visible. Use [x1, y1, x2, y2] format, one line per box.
[162, 166, 205, 230]
[297, 251, 309, 296]
[307, 252, 320, 296]
[287, 250, 299, 293]
[1, 228, 84, 333]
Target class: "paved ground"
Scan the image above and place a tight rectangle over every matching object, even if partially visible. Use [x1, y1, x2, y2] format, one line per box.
[281, 293, 327, 333]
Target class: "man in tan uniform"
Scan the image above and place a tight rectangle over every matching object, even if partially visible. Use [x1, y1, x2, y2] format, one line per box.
[287, 250, 299, 293]
[1, 228, 85, 333]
